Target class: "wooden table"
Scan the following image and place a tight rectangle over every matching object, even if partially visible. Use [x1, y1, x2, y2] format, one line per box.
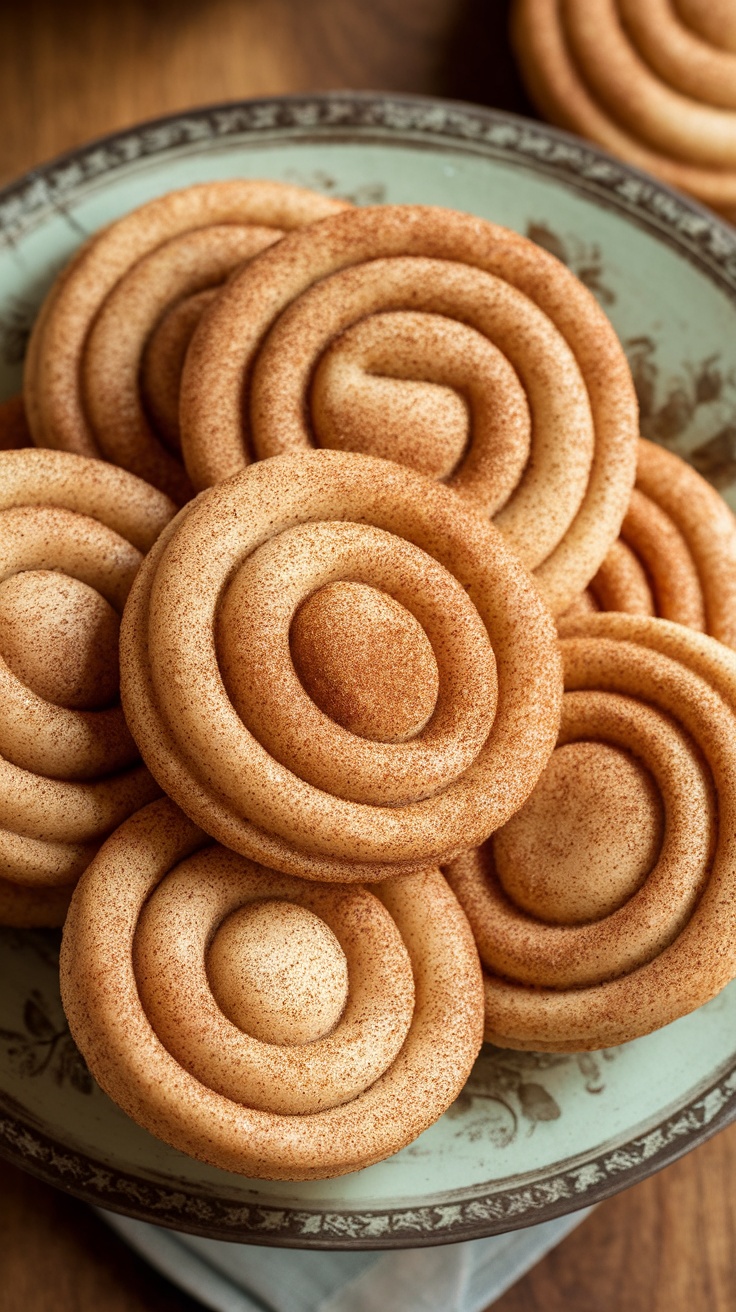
[1, 1, 735, 1308]
[3, 1122, 736, 1312]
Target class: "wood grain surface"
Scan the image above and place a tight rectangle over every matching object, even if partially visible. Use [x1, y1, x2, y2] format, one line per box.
[0, 1, 734, 1309]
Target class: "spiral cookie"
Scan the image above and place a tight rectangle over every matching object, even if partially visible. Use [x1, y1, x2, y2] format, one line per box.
[60, 797, 484, 1179]
[0, 449, 174, 926]
[566, 440, 736, 648]
[24, 181, 348, 503]
[512, 0, 736, 215]
[179, 204, 638, 614]
[120, 449, 562, 881]
[446, 612, 736, 1050]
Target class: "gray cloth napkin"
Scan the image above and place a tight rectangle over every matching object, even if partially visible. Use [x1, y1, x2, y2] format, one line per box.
[102, 1207, 592, 1312]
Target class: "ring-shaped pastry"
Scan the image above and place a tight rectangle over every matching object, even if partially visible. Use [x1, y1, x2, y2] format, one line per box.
[60, 798, 485, 1180]
[179, 204, 638, 614]
[562, 0, 736, 166]
[0, 449, 174, 925]
[446, 613, 736, 1050]
[24, 180, 348, 502]
[512, 0, 736, 214]
[120, 449, 563, 881]
[566, 440, 736, 648]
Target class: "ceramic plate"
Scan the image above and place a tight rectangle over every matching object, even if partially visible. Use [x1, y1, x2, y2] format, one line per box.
[2, 93, 736, 1250]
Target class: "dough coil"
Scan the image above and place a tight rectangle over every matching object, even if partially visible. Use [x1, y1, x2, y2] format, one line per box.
[447, 612, 736, 1049]
[179, 204, 638, 614]
[120, 449, 563, 881]
[512, 0, 736, 216]
[60, 798, 485, 1180]
[0, 449, 174, 926]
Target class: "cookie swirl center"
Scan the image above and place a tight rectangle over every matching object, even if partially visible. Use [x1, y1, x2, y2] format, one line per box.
[0, 569, 120, 710]
[495, 741, 663, 925]
[207, 899, 349, 1047]
[290, 581, 439, 743]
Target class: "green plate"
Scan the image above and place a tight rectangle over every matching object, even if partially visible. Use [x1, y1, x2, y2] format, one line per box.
[2, 92, 736, 1249]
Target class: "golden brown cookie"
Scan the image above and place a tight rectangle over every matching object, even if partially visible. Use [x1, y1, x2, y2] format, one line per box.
[512, 0, 736, 215]
[0, 448, 174, 926]
[446, 612, 736, 1050]
[120, 449, 563, 881]
[179, 203, 638, 614]
[566, 440, 736, 648]
[60, 797, 485, 1180]
[24, 181, 348, 503]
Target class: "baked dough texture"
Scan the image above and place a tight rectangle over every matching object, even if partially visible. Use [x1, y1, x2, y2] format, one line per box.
[566, 439, 736, 648]
[512, 0, 736, 215]
[0, 449, 174, 926]
[23, 180, 347, 504]
[120, 449, 563, 881]
[60, 797, 485, 1180]
[179, 203, 638, 615]
[446, 612, 736, 1050]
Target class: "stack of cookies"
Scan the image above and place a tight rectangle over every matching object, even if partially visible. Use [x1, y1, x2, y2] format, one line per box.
[2, 179, 736, 1181]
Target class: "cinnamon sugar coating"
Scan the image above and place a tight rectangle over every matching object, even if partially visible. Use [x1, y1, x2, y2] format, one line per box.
[120, 450, 563, 881]
[60, 798, 484, 1180]
[179, 204, 638, 614]
[512, 0, 736, 216]
[0, 449, 174, 926]
[24, 181, 347, 503]
[289, 581, 441, 742]
[447, 612, 736, 1049]
[566, 440, 736, 648]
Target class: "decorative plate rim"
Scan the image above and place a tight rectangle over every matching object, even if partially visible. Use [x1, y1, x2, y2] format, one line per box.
[2, 89, 736, 283]
[1, 90, 736, 1249]
[2, 1055, 735, 1249]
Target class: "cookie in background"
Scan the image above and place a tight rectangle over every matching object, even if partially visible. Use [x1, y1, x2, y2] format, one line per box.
[512, 0, 736, 218]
